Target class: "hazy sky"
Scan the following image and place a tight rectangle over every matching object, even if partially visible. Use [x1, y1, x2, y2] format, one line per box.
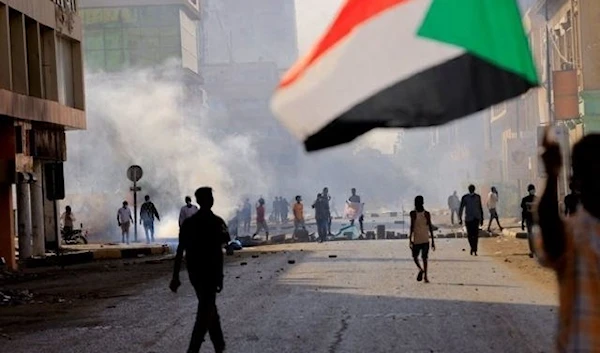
[295, 0, 343, 55]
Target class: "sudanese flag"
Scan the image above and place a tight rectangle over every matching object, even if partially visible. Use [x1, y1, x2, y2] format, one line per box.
[271, 0, 539, 152]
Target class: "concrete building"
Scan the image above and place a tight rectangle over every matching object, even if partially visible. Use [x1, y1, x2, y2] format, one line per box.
[79, 0, 202, 75]
[200, 0, 301, 188]
[532, 0, 600, 135]
[0, 0, 86, 270]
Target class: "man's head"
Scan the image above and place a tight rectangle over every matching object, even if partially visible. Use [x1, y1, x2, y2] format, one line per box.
[491, 186, 497, 194]
[414, 195, 424, 209]
[317, 193, 322, 199]
[185, 196, 192, 205]
[194, 187, 214, 209]
[122, 201, 128, 207]
[65, 205, 71, 213]
[351, 188, 356, 195]
[323, 187, 329, 194]
[145, 195, 150, 202]
[258, 198, 265, 205]
[572, 134, 600, 208]
[468, 185, 475, 194]
[453, 191, 457, 196]
[527, 184, 536, 195]
[295, 195, 302, 202]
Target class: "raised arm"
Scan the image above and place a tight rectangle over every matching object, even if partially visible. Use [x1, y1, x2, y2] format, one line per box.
[538, 130, 566, 263]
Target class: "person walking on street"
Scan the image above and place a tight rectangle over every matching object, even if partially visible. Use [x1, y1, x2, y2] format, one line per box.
[448, 191, 460, 225]
[140, 195, 161, 243]
[293, 195, 305, 232]
[252, 198, 269, 241]
[486, 187, 503, 233]
[459, 185, 484, 256]
[409, 196, 435, 283]
[521, 184, 537, 258]
[170, 187, 230, 353]
[564, 182, 581, 217]
[348, 188, 365, 234]
[242, 198, 252, 233]
[313, 193, 328, 243]
[322, 187, 332, 235]
[179, 196, 199, 227]
[536, 130, 600, 352]
[271, 197, 280, 223]
[280, 197, 290, 223]
[117, 201, 133, 245]
[60, 205, 76, 238]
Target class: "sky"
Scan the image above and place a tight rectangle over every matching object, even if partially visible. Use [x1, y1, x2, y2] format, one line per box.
[294, 0, 343, 55]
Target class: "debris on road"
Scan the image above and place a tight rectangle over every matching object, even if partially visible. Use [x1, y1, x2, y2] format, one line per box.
[328, 255, 337, 258]
[252, 255, 259, 258]
[287, 260, 296, 264]
[241, 262, 248, 266]
[0, 289, 34, 306]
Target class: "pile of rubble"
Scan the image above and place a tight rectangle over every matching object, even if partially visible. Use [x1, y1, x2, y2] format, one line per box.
[0, 289, 34, 306]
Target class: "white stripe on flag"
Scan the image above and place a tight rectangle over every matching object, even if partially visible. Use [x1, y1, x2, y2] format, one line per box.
[271, 0, 464, 142]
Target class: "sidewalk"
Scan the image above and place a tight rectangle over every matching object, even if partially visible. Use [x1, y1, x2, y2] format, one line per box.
[24, 243, 171, 268]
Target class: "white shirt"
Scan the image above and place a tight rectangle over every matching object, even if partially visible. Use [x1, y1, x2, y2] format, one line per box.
[60, 212, 76, 227]
[179, 204, 199, 226]
[117, 207, 132, 223]
[487, 192, 499, 209]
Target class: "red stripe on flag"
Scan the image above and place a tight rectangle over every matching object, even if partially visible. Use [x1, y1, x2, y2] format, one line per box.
[279, 0, 410, 89]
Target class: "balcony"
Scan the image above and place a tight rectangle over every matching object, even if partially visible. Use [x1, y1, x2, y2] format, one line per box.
[52, 0, 77, 12]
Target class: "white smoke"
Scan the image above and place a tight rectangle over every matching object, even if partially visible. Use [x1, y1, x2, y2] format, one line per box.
[65, 62, 269, 239]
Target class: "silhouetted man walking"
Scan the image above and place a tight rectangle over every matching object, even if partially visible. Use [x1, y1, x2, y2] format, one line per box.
[170, 187, 230, 353]
[459, 185, 484, 256]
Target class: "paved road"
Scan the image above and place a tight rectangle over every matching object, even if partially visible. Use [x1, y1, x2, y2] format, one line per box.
[4, 239, 557, 353]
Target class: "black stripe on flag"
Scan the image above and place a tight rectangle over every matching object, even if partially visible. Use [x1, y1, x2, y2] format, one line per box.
[304, 53, 535, 152]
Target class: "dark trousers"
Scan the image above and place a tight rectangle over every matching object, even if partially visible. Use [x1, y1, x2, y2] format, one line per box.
[188, 281, 225, 353]
[525, 218, 534, 254]
[350, 215, 364, 233]
[317, 218, 328, 241]
[450, 209, 458, 224]
[143, 220, 154, 243]
[465, 220, 480, 253]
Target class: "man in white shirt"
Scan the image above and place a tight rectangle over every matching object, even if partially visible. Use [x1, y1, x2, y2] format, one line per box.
[179, 196, 199, 227]
[486, 186, 503, 233]
[117, 201, 133, 244]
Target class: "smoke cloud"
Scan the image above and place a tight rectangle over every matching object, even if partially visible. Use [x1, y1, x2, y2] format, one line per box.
[65, 62, 269, 239]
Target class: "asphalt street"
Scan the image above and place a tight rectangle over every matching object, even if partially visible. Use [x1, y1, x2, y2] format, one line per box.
[3, 239, 557, 353]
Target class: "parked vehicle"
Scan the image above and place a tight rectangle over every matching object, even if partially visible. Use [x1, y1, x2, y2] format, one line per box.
[61, 223, 88, 245]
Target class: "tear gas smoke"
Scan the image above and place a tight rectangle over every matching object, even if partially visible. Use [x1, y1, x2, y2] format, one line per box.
[65, 62, 270, 239]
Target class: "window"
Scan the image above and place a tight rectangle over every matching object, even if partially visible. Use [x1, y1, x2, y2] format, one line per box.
[104, 28, 123, 49]
[15, 126, 23, 154]
[84, 29, 104, 50]
[105, 50, 124, 71]
[85, 50, 105, 71]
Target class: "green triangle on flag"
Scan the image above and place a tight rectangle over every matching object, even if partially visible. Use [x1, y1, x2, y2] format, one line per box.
[417, 0, 539, 85]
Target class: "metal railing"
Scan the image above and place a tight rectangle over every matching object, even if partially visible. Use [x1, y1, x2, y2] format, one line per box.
[51, 0, 77, 12]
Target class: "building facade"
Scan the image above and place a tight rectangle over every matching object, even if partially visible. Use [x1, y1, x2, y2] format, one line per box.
[200, 0, 301, 188]
[0, 0, 86, 270]
[79, 0, 201, 74]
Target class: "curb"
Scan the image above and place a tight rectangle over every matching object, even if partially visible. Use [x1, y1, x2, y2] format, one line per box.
[23, 244, 171, 268]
